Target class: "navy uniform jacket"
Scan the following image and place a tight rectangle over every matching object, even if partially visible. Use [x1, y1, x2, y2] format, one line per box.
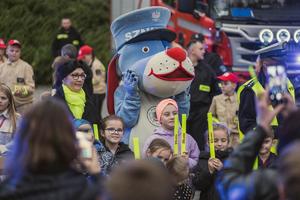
[188, 60, 220, 150]
[189, 60, 219, 109]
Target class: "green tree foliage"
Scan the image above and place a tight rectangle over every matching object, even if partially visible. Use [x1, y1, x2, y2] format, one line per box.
[0, 0, 110, 84]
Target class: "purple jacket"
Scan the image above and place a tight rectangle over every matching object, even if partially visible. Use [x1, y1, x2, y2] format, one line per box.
[142, 127, 200, 168]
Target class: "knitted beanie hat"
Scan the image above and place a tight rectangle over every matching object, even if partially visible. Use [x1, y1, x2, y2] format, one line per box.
[56, 59, 89, 84]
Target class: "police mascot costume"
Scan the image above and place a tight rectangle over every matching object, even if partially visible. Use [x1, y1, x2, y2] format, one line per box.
[108, 7, 194, 148]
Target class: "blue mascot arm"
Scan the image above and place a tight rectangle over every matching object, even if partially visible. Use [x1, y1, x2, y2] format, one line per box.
[114, 70, 141, 128]
[173, 87, 190, 116]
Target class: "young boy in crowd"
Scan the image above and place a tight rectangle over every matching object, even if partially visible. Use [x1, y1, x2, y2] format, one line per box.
[192, 123, 232, 200]
[209, 72, 239, 148]
[258, 131, 277, 169]
[143, 98, 200, 168]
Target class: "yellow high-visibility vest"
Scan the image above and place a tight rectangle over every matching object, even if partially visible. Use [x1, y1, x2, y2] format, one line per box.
[237, 77, 295, 140]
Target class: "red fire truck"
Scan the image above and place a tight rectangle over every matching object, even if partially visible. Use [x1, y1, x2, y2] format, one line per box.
[149, 0, 300, 79]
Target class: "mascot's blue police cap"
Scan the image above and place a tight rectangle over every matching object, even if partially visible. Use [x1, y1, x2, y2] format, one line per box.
[111, 6, 176, 51]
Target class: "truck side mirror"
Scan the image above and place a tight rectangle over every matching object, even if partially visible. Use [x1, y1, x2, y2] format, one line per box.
[195, 1, 208, 15]
[178, 0, 194, 14]
[178, 0, 208, 19]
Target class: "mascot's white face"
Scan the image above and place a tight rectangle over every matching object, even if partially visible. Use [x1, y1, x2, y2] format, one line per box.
[118, 41, 194, 98]
[142, 47, 194, 97]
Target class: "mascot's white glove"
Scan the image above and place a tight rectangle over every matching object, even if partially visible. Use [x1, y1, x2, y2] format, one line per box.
[123, 70, 139, 95]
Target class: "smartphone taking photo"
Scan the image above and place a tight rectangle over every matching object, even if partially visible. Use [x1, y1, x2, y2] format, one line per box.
[266, 65, 287, 105]
[76, 131, 92, 159]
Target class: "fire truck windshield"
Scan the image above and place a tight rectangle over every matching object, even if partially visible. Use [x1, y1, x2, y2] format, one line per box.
[209, 0, 300, 22]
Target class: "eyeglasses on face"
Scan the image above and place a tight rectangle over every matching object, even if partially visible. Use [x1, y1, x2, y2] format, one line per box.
[105, 128, 123, 134]
[70, 73, 87, 80]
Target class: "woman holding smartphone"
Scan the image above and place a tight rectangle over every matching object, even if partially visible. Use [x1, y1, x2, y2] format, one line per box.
[0, 99, 102, 200]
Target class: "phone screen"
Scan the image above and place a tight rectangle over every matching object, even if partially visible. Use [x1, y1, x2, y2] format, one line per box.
[76, 131, 92, 159]
[266, 65, 287, 105]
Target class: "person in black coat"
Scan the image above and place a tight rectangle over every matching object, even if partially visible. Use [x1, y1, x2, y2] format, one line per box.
[52, 59, 98, 124]
[0, 98, 102, 200]
[52, 18, 83, 58]
[187, 39, 219, 151]
[190, 33, 229, 76]
[192, 123, 232, 200]
[238, 57, 294, 138]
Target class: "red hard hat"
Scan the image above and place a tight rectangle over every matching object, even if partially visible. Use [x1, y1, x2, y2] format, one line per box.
[0, 38, 6, 49]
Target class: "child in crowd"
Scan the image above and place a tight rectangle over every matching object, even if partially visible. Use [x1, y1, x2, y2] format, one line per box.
[209, 72, 240, 148]
[167, 156, 193, 200]
[258, 131, 277, 169]
[105, 159, 173, 200]
[143, 98, 200, 168]
[73, 119, 103, 151]
[145, 138, 173, 166]
[192, 123, 232, 200]
[0, 83, 20, 155]
[98, 115, 134, 175]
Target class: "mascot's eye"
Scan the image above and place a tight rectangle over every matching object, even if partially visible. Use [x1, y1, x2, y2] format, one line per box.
[142, 46, 150, 53]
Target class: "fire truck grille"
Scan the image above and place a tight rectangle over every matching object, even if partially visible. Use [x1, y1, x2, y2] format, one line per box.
[222, 23, 300, 73]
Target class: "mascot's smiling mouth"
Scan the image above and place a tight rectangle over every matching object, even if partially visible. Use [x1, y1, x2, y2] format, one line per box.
[148, 65, 194, 81]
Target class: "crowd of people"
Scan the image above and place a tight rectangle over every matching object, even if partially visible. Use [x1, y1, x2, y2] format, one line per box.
[0, 16, 299, 200]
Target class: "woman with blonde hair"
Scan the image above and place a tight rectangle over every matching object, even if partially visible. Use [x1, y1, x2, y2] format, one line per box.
[0, 83, 20, 154]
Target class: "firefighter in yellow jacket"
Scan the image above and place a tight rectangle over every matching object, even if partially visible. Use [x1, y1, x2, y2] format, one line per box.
[0, 40, 35, 114]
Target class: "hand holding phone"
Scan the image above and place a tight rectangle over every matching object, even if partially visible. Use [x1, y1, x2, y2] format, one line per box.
[266, 65, 287, 105]
[76, 131, 92, 159]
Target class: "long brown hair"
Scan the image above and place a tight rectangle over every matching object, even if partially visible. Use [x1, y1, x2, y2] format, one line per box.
[0, 83, 18, 133]
[5, 98, 78, 177]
